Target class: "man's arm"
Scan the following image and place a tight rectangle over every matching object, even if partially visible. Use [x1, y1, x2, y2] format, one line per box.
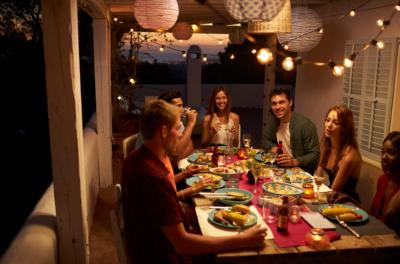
[262, 117, 277, 151]
[175, 110, 197, 159]
[161, 222, 266, 254]
[296, 121, 320, 173]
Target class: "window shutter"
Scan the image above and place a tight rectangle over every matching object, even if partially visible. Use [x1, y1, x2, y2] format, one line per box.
[343, 38, 398, 161]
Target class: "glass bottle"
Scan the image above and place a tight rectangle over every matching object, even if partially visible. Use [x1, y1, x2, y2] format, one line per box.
[211, 146, 219, 167]
[277, 140, 283, 155]
[277, 196, 289, 233]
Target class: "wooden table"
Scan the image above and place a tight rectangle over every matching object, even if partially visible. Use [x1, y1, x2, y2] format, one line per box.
[193, 195, 400, 263]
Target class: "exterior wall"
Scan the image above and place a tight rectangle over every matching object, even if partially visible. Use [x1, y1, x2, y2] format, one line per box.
[295, 0, 400, 209]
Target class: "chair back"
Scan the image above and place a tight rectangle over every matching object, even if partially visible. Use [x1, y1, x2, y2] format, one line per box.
[109, 184, 129, 264]
[122, 133, 139, 159]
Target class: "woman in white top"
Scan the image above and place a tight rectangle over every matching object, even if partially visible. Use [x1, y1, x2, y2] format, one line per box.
[201, 86, 240, 147]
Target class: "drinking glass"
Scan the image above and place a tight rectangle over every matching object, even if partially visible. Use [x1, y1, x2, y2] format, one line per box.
[242, 134, 252, 149]
[217, 154, 226, 167]
[251, 162, 262, 194]
[289, 205, 301, 224]
[314, 174, 325, 202]
[269, 152, 277, 165]
[262, 195, 278, 224]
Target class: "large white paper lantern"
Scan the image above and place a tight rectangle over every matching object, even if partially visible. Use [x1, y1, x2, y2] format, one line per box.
[134, 0, 179, 32]
[172, 22, 193, 41]
[225, 0, 286, 22]
[277, 6, 323, 52]
[247, 0, 291, 34]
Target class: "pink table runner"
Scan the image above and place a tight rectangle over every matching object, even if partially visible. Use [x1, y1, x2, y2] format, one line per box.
[238, 173, 341, 248]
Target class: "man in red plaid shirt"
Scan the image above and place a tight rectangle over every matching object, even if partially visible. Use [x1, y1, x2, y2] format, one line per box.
[122, 100, 267, 263]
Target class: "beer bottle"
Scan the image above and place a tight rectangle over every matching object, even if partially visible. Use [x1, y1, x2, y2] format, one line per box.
[277, 140, 283, 155]
[277, 196, 289, 232]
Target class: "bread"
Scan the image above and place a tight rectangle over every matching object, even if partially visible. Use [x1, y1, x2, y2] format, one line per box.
[232, 204, 250, 214]
[321, 206, 354, 217]
[226, 192, 247, 200]
[226, 211, 248, 226]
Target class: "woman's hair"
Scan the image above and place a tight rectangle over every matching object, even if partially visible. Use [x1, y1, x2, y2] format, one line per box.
[206, 86, 231, 125]
[140, 100, 179, 140]
[383, 132, 400, 219]
[320, 105, 360, 169]
[383, 131, 400, 151]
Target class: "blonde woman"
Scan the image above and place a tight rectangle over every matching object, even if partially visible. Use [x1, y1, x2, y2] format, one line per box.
[315, 105, 362, 202]
[201, 86, 240, 147]
[370, 131, 400, 234]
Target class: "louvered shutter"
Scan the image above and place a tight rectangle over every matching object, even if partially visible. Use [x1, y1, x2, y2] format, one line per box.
[343, 38, 398, 161]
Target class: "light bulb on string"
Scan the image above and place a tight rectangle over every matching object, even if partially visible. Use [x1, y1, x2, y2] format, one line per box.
[343, 53, 356, 68]
[318, 27, 323, 34]
[376, 19, 389, 27]
[230, 54, 235, 60]
[182, 51, 187, 58]
[251, 49, 257, 54]
[396, 2, 400, 11]
[202, 54, 207, 62]
[117, 95, 122, 100]
[282, 57, 295, 71]
[114, 17, 119, 22]
[329, 60, 344, 77]
[349, 9, 356, 17]
[160, 45, 165, 52]
[179, 39, 183, 43]
[257, 48, 273, 64]
[218, 40, 223, 45]
[371, 39, 385, 49]
[283, 44, 289, 50]
[191, 24, 199, 32]
[129, 78, 136, 85]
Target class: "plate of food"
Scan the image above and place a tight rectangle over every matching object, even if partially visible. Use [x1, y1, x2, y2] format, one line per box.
[185, 174, 225, 190]
[187, 153, 212, 165]
[262, 182, 304, 199]
[210, 167, 242, 180]
[319, 204, 368, 223]
[215, 188, 253, 205]
[284, 171, 313, 183]
[208, 204, 257, 229]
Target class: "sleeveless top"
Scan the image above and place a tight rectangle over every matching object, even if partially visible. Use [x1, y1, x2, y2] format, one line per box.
[210, 113, 235, 146]
[326, 167, 360, 202]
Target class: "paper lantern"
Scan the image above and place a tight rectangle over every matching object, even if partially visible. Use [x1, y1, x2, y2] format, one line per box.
[134, 0, 179, 31]
[277, 6, 323, 52]
[225, 0, 286, 22]
[172, 22, 193, 40]
[247, 0, 291, 34]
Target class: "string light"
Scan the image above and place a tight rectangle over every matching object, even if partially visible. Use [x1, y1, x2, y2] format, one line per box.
[114, 17, 119, 22]
[251, 49, 257, 54]
[371, 39, 384, 49]
[129, 78, 136, 85]
[283, 44, 289, 50]
[182, 51, 187, 58]
[396, 1, 400, 11]
[202, 54, 208, 62]
[159, 45, 165, 52]
[218, 40, 223, 45]
[191, 24, 199, 32]
[329, 60, 345, 77]
[282, 57, 295, 71]
[349, 9, 356, 17]
[117, 95, 122, 100]
[257, 48, 273, 64]
[376, 19, 390, 27]
[343, 53, 357, 68]
[229, 54, 235, 60]
[318, 27, 324, 34]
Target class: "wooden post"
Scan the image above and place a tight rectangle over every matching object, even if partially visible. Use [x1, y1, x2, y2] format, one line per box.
[93, 17, 113, 188]
[186, 45, 202, 107]
[261, 34, 277, 147]
[41, 0, 89, 263]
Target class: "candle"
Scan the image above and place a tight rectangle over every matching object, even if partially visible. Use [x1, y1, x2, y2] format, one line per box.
[305, 228, 330, 250]
[302, 183, 315, 199]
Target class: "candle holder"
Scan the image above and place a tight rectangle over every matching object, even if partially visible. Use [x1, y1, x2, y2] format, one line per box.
[302, 183, 315, 199]
[237, 147, 248, 159]
[305, 228, 330, 250]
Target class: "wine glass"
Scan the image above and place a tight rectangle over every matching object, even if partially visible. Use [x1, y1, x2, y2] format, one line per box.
[251, 162, 262, 194]
[314, 174, 325, 202]
[242, 134, 252, 149]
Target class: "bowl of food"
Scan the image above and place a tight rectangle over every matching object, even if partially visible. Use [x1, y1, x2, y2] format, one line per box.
[210, 166, 242, 180]
[262, 182, 304, 199]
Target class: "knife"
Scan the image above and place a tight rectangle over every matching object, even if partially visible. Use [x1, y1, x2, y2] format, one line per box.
[335, 215, 361, 238]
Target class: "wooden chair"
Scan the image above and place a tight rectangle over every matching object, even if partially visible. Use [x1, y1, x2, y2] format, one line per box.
[122, 133, 139, 159]
[109, 184, 129, 264]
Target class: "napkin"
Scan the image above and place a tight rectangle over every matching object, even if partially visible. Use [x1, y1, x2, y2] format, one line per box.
[195, 205, 274, 240]
[301, 212, 336, 229]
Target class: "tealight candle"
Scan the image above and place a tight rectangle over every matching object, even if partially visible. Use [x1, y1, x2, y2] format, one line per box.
[305, 228, 330, 250]
[302, 183, 315, 199]
[237, 148, 248, 159]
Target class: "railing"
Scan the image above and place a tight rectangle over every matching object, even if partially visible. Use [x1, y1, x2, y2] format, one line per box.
[1, 113, 100, 264]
